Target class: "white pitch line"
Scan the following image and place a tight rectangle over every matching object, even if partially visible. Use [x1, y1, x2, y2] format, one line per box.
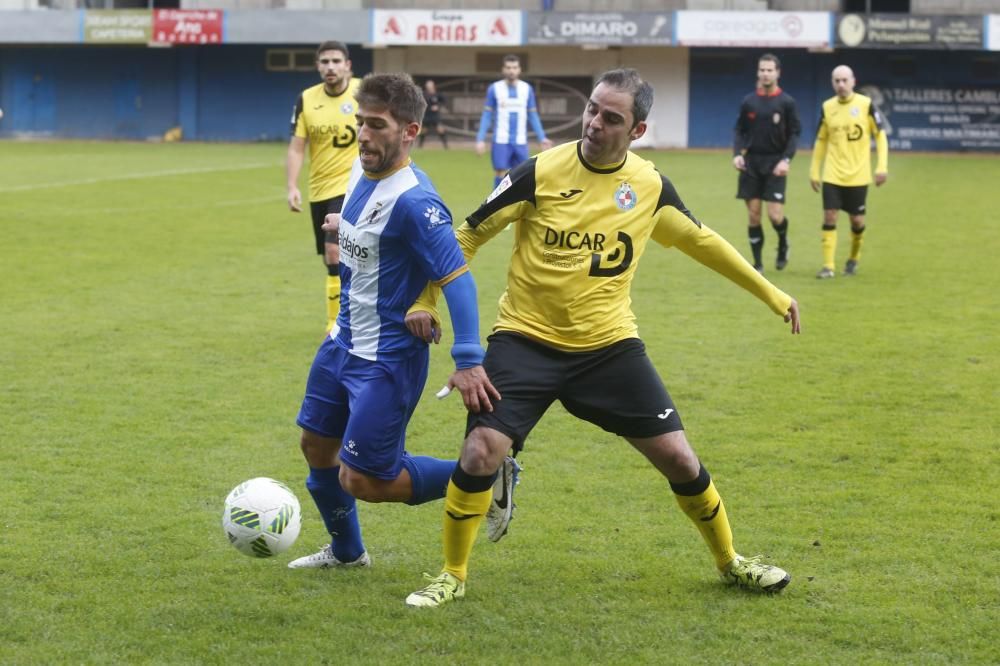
[88, 194, 282, 215]
[0, 161, 280, 193]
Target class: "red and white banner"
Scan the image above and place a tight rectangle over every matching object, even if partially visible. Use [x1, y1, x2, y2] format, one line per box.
[676, 11, 831, 48]
[153, 10, 223, 45]
[372, 10, 520, 46]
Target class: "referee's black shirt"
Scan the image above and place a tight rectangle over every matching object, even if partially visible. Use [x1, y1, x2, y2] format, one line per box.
[733, 88, 802, 160]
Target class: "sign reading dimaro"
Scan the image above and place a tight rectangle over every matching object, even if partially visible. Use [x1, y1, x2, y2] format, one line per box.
[675, 10, 830, 48]
[372, 10, 521, 46]
[525, 12, 671, 46]
[836, 14, 982, 49]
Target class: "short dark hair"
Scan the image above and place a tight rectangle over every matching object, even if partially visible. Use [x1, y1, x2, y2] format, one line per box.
[595, 68, 654, 127]
[759, 53, 781, 70]
[356, 73, 427, 125]
[502, 54, 520, 66]
[316, 41, 349, 60]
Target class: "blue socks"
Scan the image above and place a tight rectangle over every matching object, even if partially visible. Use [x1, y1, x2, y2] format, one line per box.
[494, 175, 503, 188]
[305, 466, 365, 563]
[401, 453, 457, 505]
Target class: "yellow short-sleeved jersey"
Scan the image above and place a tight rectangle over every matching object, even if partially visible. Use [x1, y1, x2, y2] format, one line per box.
[455, 141, 791, 351]
[291, 78, 361, 201]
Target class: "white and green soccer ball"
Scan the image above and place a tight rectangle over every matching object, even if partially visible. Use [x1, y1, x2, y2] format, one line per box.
[222, 477, 302, 558]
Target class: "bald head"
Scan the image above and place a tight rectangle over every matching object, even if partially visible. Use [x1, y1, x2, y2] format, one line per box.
[832, 65, 856, 100]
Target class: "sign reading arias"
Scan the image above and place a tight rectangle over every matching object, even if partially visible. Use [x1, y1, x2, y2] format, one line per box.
[525, 12, 672, 46]
[372, 10, 521, 46]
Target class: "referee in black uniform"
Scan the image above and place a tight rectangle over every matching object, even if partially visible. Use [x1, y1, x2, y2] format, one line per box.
[733, 54, 801, 273]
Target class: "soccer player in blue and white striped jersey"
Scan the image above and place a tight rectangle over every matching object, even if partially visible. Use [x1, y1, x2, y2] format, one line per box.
[288, 73, 500, 570]
[475, 55, 553, 189]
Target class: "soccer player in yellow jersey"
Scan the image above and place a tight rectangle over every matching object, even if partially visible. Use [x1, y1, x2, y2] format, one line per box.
[286, 41, 361, 331]
[810, 65, 889, 279]
[405, 69, 802, 608]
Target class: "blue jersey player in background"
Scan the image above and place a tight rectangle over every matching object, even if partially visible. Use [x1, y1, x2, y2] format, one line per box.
[475, 54, 553, 189]
[287, 73, 502, 570]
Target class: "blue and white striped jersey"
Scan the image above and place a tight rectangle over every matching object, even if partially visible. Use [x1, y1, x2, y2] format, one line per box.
[484, 80, 539, 146]
[333, 158, 466, 361]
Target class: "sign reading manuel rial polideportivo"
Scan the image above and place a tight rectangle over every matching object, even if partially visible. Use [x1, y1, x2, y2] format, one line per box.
[836, 14, 983, 49]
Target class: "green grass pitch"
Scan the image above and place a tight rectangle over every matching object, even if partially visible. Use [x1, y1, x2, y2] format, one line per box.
[1, 140, 997, 663]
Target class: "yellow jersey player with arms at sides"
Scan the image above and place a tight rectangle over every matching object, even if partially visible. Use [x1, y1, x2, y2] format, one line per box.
[810, 65, 888, 279]
[286, 41, 361, 332]
[404, 68, 801, 609]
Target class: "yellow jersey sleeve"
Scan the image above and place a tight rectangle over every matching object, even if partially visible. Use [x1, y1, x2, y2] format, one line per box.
[651, 211, 792, 317]
[809, 109, 829, 182]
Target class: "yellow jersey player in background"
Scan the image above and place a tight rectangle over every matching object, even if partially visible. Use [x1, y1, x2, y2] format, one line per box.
[286, 41, 361, 331]
[810, 65, 889, 279]
[405, 68, 801, 609]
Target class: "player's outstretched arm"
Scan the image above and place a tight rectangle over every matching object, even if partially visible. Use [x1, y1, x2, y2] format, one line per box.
[440, 271, 500, 413]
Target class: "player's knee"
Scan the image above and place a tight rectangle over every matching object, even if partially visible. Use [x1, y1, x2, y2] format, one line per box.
[656, 432, 700, 477]
[459, 428, 505, 476]
[300, 431, 338, 467]
[339, 466, 387, 503]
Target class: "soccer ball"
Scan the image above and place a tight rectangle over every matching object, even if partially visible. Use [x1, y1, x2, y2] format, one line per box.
[222, 477, 301, 558]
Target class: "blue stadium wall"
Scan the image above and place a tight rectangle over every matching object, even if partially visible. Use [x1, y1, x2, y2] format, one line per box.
[0, 45, 372, 140]
[1, 44, 996, 146]
[688, 48, 1000, 149]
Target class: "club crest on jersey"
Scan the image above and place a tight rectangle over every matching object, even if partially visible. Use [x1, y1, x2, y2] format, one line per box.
[614, 182, 637, 211]
[341, 102, 354, 114]
[773, 112, 781, 124]
[359, 200, 384, 227]
[850, 106, 860, 117]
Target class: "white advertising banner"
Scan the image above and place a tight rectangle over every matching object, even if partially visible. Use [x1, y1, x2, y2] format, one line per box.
[676, 11, 831, 48]
[371, 10, 521, 46]
[988, 15, 1000, 51]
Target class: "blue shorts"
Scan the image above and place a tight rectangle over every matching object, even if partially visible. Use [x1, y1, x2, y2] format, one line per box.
[491, 142, 530, 171]
[296, 338, 429, 480]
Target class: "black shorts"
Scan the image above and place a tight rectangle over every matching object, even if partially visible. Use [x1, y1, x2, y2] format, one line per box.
[309, 195, 345, 255]
[736, 154, 787, 203]
[467, 332, 683, 453]
[822, 183, 868, 215]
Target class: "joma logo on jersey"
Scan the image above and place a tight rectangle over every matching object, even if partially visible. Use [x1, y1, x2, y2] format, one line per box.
[339, 230, 370, 261]
[544, 228, 606, 250]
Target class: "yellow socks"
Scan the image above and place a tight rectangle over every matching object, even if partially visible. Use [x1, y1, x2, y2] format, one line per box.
[671, 467, 737, 571]
[821, 226, 837, 270]
[849, 226, 866, 262]
[441, 479, 492, 581]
